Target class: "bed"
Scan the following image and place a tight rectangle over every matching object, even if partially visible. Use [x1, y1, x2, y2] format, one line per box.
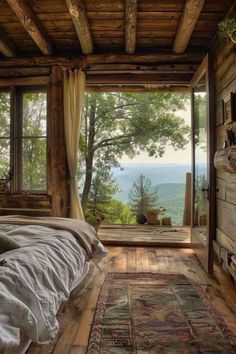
[0, 215, 107, 354]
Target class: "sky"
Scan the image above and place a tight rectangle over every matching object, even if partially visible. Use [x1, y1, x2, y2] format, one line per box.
[119, 101, 192, 165]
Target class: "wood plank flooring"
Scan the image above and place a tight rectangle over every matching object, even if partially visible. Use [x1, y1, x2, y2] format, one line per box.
[28, 247, 236, 354]
[99, 225, 190, 246]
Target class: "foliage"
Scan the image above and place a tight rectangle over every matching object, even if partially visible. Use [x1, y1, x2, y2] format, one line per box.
[129, 174, 158, 216]
[80, 92, 190, 211]
[86, 167, 119, 224]
[218, 18, 236, 43]
[146, 207, 167, 216]
[0, 91, 47, 190]
[194, 173, 207, 217]
[22, 93, 47, 191]
[194, 93, 207, 151]
[0, 92, 11, 178]
[108, 200, 136, 224]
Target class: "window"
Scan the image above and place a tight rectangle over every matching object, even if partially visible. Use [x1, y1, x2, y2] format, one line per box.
[0, 87, 48, 193]
[21, 91, 47, 191]
[0, 92, 11, 179]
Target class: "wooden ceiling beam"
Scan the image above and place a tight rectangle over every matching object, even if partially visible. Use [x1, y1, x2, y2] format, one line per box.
[86, 73, 191, 85]
[0, 67, 50, 78]
[66, 0, 93, 54]
[125, 0, 137, 54]
[173, 0, 205, 53]
[6, 0, 52, 55]
[0, 52, 204, 67]
[0, 28, 15, 57]
[87, 63, 196, 74]
[86, 86, 191, 93]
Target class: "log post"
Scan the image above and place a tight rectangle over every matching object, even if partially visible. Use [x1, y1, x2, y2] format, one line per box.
[50, 67, 70, 217]
[183, 172, 192, 226]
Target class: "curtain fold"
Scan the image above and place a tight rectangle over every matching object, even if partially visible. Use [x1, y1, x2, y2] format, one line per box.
[63, 69, 85, 219]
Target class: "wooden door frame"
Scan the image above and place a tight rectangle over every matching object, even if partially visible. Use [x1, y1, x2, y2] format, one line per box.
[190, 53, 215, 273]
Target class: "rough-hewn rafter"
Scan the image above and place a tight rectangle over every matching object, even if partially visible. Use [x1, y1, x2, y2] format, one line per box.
[66, 0, 93, 54]
[173, 0, 205, 53]
[0, 52, 204, 67]
[6, 0, 52, 55]
[86, 73, 191, 85]
[87, 86, 191, 93]
[125, 0, 137, 54]
[0, 28, 15, 57]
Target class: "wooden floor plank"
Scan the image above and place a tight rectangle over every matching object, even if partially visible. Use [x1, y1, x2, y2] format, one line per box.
[99, 225, 190, 246]
[127, 247, 136, 272]
[28, 246, 236, 354]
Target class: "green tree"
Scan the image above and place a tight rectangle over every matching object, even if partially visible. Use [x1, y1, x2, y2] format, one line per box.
[80, 92, 190, 212]
[86, 167, 118, 225]
[22, 92, 47, 191]
[108, 200, 136, 224]
[129, 174, 158, 216]
[0, 91, 47, 190]
[0, 92, 11, 178]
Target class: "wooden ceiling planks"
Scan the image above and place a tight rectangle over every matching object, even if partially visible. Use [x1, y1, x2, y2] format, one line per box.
[6, 0, 52, 55]
[0, 0, 234, 87]
[0, 27, 15, 56]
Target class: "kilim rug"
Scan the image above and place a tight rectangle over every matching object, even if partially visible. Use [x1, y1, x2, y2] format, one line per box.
[87, 273, 236, 353]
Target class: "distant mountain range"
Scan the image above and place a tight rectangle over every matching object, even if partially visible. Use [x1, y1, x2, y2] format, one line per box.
[111, 163, 206, 225]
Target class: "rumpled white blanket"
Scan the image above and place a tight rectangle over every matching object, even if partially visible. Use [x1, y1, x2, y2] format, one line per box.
[0, 223, 106, 353]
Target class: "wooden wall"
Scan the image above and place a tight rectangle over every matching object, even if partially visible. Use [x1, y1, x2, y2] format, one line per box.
[213, 36, 236, 255]
[0, 67, 70, 217]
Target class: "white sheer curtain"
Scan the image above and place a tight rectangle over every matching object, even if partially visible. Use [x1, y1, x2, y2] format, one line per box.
[63, 69, 85, 219]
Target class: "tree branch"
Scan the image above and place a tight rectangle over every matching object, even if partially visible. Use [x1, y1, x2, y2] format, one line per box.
[93, 134, 133, 151]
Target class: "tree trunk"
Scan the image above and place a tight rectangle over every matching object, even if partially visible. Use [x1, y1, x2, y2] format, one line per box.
[81, 97, 96, 212]
[81, 152, 94, 211]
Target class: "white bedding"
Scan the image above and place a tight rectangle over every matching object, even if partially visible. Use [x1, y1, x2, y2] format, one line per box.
[0, 223, 106, 353]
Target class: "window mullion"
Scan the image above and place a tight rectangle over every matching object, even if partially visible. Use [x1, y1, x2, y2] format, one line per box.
[14, 88, 23, 192]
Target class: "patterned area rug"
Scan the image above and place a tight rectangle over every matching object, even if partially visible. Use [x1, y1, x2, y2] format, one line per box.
[87, 273, 236, 353]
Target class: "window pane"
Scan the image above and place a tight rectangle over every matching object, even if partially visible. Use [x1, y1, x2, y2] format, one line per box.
[0, 92, 11, 137]
[22, 138, 46, 191]
[0, 138, 10, 178]
[22, 92, 47, 137]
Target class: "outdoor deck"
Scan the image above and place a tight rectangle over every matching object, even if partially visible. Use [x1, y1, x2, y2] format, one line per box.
[98, 224, 191, 247]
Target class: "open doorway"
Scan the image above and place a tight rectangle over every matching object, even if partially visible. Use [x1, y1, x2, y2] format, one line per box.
[78, 90, 191, 245]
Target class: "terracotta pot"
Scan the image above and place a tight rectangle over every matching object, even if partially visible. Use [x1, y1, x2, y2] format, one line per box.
[146, 213, 160, 225]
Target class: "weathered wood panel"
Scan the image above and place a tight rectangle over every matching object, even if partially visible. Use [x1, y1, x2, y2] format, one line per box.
[216, 175, 236, 204]
[217, 228, 236, 255]
[213, 5, 236, 262]
[0, 194, 51, 209]
[217, 199, 236, 240]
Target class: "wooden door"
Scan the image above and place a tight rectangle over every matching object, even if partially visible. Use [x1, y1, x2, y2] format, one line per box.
[191, 54, 215, 273]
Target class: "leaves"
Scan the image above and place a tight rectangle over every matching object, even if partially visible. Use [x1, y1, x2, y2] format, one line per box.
[129, 174, 158, 215]
[80, 91, 190, 211]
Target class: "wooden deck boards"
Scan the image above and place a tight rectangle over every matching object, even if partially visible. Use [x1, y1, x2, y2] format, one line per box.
[99, 224, 191, 246]
[28, 246, 236, 354]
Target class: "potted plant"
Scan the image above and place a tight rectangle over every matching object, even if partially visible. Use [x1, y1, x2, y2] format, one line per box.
[136, 213, 146, 224]
[146, 207, 166, 225]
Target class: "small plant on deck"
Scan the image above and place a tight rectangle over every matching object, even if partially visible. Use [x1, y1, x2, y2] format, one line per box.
[146, 207, 167, 225]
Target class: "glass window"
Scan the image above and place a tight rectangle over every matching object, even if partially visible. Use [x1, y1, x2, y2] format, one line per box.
[21, 92, 47, 191]
[0, 92, 11, 178]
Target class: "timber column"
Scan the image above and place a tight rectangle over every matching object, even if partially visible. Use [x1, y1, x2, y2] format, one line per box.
[50, 67, 70, 217]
